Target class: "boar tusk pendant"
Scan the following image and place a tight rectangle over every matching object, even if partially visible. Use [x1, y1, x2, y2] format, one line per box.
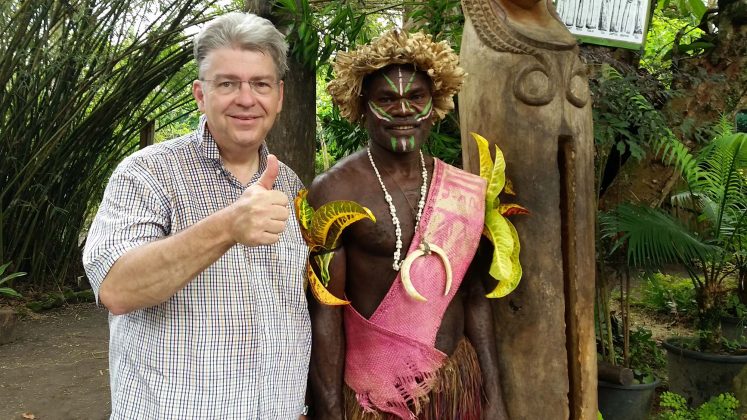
[400, 242, 453, 302]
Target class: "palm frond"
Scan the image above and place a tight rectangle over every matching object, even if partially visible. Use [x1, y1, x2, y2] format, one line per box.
[600, 204, 718, 269]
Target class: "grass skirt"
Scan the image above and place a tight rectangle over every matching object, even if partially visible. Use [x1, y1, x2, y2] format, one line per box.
[344, 338, 483, 420]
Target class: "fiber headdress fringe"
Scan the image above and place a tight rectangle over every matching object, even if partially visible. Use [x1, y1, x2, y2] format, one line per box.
[327, 30, 465, 124]
[344, 339, 483, 420]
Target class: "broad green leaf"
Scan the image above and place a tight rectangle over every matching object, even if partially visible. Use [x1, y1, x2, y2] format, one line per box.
[471, 132, 493, 182]
[486, 221, 522, 298]
[0, 262, 9, 277]
[310, 201, 376, 249]
[487, 144, 507, 203]
[0, 287, 22, 298]
[484, 211, 515, 281]
[686, 0, 707, 20]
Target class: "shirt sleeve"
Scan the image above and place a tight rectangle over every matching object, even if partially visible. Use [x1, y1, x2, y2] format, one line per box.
[82, 158, 171, 302]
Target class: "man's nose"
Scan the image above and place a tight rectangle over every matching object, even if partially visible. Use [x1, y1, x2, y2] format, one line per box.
[389, 99, 415, 116]
[234, 82, 258, 106]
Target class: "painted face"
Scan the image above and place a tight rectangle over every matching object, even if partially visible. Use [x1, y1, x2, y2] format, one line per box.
[192, 48, 284, 157]
[363, 65, 434, 153]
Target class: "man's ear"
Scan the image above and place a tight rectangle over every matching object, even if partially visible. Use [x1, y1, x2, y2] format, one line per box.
[276, 80, 284, 113]
[193, 80, 205, 113]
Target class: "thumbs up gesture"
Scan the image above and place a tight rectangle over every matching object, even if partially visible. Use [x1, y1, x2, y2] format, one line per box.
[227, 154, 290, 246]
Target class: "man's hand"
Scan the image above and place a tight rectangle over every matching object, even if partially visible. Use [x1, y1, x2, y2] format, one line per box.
[227, 154, 290, 246]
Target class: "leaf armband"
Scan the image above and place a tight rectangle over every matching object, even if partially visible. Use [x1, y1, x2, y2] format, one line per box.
[294, 189, 376, 305]
[472, 132, 529, 298]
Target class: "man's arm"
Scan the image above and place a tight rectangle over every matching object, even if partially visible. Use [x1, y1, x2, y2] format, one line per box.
[464, 241, 510, 420]
[305, 174, 349, 420]
[308, 246, 347, 419]
[96, 155, 289, 315]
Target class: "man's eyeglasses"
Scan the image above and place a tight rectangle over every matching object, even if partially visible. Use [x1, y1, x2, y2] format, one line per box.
[201, 79, 279, 96]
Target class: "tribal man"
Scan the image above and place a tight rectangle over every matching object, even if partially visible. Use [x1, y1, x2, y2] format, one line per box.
[305, 30, 510, 419]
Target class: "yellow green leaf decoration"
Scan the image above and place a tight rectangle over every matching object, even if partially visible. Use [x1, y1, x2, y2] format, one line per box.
[472, 132, 526, 298]
[504, 179, 516, 195]
[474, 132, 494, 181]
[484, 211, 515, 281]
[309, 201, 376, 250]
[293, 190, 375, 306]
[486, 221, 522, 298]
[486, 145, 506, 205]
[295, 189, 314, 231]
[314, 252, 334, 287]
[307, 262, 350, 306]
[498, 203, 530, 216]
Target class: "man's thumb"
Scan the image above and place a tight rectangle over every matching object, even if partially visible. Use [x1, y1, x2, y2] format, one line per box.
[257, 154, 279, 189]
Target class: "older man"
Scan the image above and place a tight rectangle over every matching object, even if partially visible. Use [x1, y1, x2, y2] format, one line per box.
[83, 13, 310, 419]
[306, 31, 509, 419]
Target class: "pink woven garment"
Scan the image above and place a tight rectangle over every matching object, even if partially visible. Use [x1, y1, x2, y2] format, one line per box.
[344, 160, 486, 419]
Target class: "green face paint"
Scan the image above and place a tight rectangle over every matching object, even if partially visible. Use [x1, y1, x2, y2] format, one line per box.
[390, 137, 398, 151]
[382, 74, 399, 94]
[409, 136, 415, 149]
[415, 99, 433, 121]
[404, 72, 416, 94]
[369, 101, 394, 122]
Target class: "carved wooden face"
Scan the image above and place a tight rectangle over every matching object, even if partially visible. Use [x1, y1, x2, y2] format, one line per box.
[362, 65, 434, 153]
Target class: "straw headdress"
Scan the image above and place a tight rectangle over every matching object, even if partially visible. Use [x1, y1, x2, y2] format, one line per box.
[327, 30, 465, 124]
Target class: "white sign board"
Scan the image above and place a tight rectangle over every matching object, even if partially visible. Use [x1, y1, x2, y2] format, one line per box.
[554, 0, 651, 48]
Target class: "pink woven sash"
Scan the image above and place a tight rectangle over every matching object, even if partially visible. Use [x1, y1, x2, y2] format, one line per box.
[344, 160, 486, 419]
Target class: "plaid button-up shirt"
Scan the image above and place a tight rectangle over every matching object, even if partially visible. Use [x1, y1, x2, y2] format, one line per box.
[83, 116, 311, 419]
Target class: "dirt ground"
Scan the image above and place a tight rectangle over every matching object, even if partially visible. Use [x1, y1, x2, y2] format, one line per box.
[0, 285, 693, 420]
[0, 303, 110, 420]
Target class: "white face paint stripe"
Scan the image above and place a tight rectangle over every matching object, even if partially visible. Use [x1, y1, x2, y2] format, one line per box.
[397, 67, 404, 95]
[368, 102, 391, 122]
[416, 107, 433, 122]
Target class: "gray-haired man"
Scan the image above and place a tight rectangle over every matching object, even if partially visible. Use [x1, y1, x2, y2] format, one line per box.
[83, 12, 310, 419]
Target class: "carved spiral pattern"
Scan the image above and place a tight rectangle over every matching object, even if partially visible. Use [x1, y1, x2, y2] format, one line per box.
[462, 0, 537, 56]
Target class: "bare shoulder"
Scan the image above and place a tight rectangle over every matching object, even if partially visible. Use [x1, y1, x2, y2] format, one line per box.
[307, 150, 369, 208]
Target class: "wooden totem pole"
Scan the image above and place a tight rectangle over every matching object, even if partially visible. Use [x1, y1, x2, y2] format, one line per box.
[459, 0, 597, 418]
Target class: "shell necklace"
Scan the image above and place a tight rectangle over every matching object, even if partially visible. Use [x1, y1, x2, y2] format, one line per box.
[367, 147, 427, 271]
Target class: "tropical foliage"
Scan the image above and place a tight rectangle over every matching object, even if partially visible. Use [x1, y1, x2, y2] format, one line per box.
[0, 0, 219, 288]
[472, 132, 527, 298]
[0, 261, 26, 298]
[656, 392, 740, 420]
[601, 121, 747, 350]
[294, 189, 375, 305]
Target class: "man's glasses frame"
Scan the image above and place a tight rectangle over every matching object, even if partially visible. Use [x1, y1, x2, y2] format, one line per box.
[200, 79, 280, 96]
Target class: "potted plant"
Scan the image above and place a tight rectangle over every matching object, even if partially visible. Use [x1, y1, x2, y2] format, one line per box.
[595, 236, 665, 420]
[601, 121, 747, 406]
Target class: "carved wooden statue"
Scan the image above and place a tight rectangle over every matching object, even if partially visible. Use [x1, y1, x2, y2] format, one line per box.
[459, 0, 597, 418]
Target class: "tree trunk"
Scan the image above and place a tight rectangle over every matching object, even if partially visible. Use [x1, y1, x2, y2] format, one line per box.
[266, 57, 316, 186]
[245, 0, 317, 186]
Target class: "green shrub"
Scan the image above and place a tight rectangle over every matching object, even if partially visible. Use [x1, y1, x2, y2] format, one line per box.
[636, 272, 697, 317]
[656, 392, 739, 420]
[629, 326, 666, 382]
